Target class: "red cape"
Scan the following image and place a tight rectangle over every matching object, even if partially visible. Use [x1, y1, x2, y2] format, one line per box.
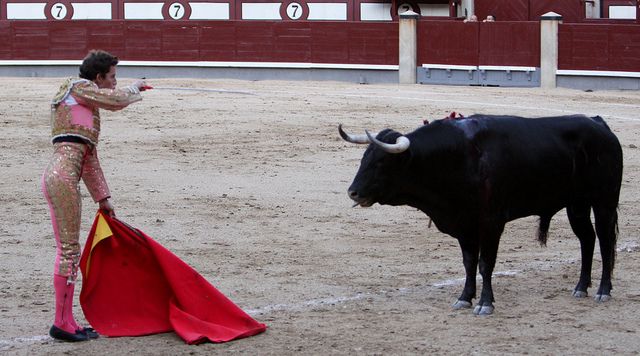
[79, 211, 266, 344]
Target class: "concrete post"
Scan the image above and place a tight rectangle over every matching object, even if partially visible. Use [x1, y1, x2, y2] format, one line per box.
[461, 0, 474, 19]
[540, 12, 562, 89]
[399, 10, 421, 84]
[585, 0, 601, 19]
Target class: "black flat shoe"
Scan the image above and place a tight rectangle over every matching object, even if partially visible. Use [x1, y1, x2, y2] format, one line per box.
[49, 325, 89, 342]
[78, 327, 99, 339]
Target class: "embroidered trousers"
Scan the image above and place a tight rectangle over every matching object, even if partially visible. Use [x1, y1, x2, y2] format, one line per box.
[42, 142, 110, 281]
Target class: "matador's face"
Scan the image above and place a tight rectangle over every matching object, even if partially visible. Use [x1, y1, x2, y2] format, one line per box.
[95, 66, 117, 89]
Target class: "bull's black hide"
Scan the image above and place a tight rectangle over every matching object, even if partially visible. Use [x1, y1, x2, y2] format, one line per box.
[340, 114, 623, 314]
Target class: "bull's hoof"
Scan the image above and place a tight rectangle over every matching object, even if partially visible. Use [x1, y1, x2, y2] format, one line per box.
[473, 305, 494, 315]
[452, 300, 472, 309]
[595, 294, 611, 302]
[572, 290, 588, 298]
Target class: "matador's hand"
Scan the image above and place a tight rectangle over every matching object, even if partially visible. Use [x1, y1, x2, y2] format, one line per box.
[133, 80, 148, 91]
[99, 198, 116, 218]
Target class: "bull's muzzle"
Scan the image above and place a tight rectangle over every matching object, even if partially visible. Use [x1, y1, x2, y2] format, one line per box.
[347, 188, 373, 207]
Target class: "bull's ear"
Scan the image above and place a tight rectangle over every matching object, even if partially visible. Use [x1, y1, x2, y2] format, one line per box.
[339, 124, 371, 144]
[366, 131, 410, 154]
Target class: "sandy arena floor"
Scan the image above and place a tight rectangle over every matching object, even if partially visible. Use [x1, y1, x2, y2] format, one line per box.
[1, 77, 639, 355]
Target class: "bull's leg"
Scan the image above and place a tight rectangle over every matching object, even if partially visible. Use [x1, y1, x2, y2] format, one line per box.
[453, 239, 479, 310]
[567, 204, 596, 298]
[593, 204, 618, 302]
[475, 233, 501, 315]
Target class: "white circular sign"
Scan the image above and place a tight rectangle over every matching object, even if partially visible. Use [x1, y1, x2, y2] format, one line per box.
[286, 2, 303, 20]
[168, 2, 186, 19]
[398, 3, 414, 14]
[51, 3, 68, 20]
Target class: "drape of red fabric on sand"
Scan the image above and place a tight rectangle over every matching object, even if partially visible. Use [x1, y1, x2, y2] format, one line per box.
[79, 210, 266, 344]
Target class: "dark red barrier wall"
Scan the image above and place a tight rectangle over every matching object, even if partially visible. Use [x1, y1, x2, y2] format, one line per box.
[559, 23, 640, 72]
[417, 21, 478, 66]
[3, 19, 640, 74]
[0, 20, 398, 64]
[478, 21, 539, 66]
[417, 21, 540, 67]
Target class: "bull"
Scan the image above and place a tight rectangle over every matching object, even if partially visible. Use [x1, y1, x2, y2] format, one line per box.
[339, 114, 622, 314]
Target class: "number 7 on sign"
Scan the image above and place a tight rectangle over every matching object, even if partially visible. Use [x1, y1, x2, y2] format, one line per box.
[50, 2, 68, 19]
[286, 2, 303, 19]
[169, 2, 185, 19]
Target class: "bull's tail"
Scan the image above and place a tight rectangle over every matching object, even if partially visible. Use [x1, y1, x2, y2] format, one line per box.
[609, 209, 619, 277]
[595, 204, 619, 278]
[537, 215, 552, 246]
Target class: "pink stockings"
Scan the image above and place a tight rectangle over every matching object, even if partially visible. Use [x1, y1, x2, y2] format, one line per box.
[53, 274, 80, 333]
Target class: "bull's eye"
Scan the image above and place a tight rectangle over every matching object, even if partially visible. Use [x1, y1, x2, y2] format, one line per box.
[374, 157, 389, 168]
[373, 155, 395, 170]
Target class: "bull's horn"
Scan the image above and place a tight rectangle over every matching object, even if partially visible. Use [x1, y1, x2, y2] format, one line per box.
[338, 124, 371, 144]
[365, 130, 410, 154]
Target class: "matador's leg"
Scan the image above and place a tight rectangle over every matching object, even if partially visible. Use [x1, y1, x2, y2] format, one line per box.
[42, 143, 85, 335]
